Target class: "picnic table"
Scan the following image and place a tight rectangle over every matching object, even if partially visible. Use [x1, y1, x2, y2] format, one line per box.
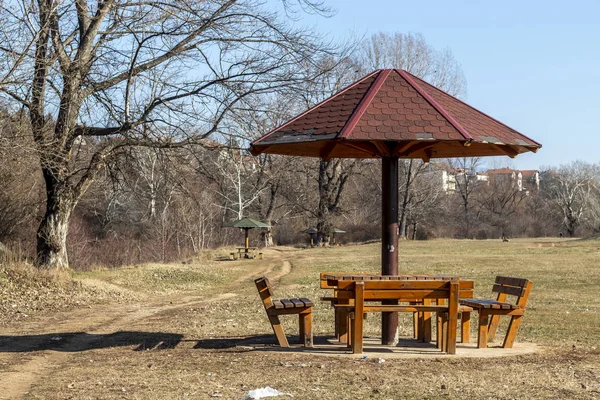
[321, 273, 474, 354]
[236, 247, 260, 259]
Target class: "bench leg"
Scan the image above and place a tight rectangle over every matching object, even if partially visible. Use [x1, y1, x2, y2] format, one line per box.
[334, 307, 340, 338]
[440, 313, 448, 351]
[488, 313, 501, 342]
[338, 309, 349, 345]
[299, 309, 313, 347]
[461, 311, 471, 343]
[413, 310, 419, 339]
[351, 311, 363, 354]
[436, 299, 446, 349]
[477, 312, 489, 349]
[268, 313, 289, 348]
[503, 315, 523, 348]
[422, 299, 432, 343]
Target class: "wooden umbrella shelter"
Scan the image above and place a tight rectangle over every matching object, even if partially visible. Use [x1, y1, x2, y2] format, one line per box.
[250, 69, 541, 344]
[224, 217, 270, 258]
[302, 227, 318, 247]
[331, 228, 345, 245]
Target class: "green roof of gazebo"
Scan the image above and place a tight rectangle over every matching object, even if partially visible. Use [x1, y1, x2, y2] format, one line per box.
[223, 217, 270, 229]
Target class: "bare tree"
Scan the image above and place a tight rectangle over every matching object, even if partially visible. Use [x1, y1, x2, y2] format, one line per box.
[447, 157, 484, 238]
[353, 32, 467, 98]
[542, 161, 600, 237]
[0, 0, 334, 269]
[477, 171, 527, 238]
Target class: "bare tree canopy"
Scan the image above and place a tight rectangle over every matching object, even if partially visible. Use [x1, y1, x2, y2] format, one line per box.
[0, 0, 336, 269]
[354, 32, 467, 97]
[542, 161, 600, 237]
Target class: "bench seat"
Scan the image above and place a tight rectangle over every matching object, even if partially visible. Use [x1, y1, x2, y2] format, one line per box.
[460, 299, 520, 310]
[273, 298, 313, 309]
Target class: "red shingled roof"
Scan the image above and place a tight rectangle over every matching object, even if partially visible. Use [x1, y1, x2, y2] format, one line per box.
[486, 168, 517, 175]
[250, 69, 541, 161]
[521, 170, 539, 178]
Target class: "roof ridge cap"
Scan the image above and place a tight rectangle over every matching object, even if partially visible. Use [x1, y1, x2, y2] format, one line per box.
[339, 69, 391, 139]
[251, 70, 381, 146]
[396, 69, 473, 142]
[405, 71, 542, 147]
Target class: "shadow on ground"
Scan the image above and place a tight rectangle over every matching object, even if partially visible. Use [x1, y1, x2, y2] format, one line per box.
[0, 331, 185, 352]
[193, 334, 332, 349]
[0, 332, 332, 353]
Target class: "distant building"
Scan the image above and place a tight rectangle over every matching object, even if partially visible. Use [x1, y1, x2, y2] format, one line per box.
[429, 164, 540, 194]
[485, 168, 540, 193]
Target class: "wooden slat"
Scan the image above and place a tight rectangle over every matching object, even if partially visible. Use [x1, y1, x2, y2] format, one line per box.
[460, 299, 519, 310]
[335, 288, 472, 300]
[364, 305, 449, 313]
[363, 289, 452, 300]
[272, 300, 285, 309]
[336, 280, 450, 290]
[299, 297, 314, 307]
[280, 299, 295, 309]
[290, 299, 305, 308]
[492, 284, 526, 297]
[495, 276, 529, 287]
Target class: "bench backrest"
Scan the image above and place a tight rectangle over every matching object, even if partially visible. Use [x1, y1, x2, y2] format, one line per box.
[492, 276, 533, 308]
[255, 276, 275, 309]
[330, 278, 472, 300]
[336, 279, 460, 301]
[320, 272, 380, 289]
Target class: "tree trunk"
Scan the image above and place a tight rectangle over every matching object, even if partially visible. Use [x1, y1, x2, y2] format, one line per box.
[398, 160, 413, 240]
[36, 177, 75, 269]
[262, 229, 274, 247]
[317, 161, 331, 246]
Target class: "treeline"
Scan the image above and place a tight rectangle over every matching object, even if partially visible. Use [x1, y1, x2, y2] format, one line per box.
[1, 118, 600, 270]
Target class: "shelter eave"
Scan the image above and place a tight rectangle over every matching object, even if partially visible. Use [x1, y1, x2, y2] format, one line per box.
[251, 138, 540, 161]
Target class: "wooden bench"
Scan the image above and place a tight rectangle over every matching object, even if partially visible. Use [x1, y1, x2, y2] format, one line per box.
[460, 276, 533, 348]
[334, 279, 460, 354]
[254, 277, 313, 348]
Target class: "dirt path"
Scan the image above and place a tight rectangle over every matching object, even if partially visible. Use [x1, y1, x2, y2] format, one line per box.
[0, 258, 293, 399]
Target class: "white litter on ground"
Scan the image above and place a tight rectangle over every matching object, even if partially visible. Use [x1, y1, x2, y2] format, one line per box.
[244, 386, 293, 399]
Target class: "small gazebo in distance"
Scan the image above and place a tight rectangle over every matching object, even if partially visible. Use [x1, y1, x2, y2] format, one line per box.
[301, 227, 318, 247]
[250, 68, 542, 345]
[331, 228, 346, 245]
[302, 227, 346, 246]
[223, 217, 270, 259]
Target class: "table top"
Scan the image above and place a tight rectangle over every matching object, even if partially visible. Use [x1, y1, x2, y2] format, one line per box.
[323, 273, 459, 281]
[236, 247, 259, 250]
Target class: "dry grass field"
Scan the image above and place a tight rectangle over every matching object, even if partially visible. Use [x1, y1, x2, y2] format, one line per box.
[1, 238, 599, 399]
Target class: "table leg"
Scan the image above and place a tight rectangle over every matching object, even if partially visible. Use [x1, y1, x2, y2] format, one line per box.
[422, 298, 432, 343]
[352, 282, 365, 354]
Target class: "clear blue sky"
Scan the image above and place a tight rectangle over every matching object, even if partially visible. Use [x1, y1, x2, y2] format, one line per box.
[285, 0, 600, 170]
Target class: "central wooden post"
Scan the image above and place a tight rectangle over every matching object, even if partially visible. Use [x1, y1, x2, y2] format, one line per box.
[245, 229, 250, 257]
[381, 155, 399, 345]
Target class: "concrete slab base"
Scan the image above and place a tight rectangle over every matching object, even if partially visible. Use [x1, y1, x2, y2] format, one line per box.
[245, 336, 539, 359]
